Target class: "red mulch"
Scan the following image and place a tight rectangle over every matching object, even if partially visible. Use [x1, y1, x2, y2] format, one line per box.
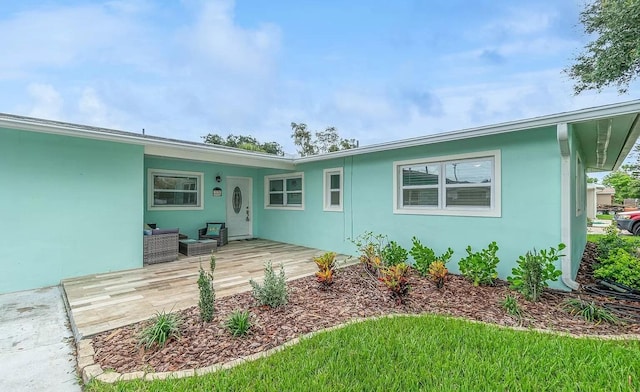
[92, 244, 640, 373]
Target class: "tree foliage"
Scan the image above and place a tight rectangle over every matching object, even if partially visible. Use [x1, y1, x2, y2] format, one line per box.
[291, 122, 358, 157]
[567, 0, 640, 94]
[202, 133, 284, 156]
[602, 167, 640, 202]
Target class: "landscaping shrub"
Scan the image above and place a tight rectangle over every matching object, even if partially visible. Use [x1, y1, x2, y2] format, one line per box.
[381, 241, 408, 266]
[593, 248, 640, 290]
[313, 251, 337, 288]
[500, 294, 522, 319]
[458, 242, 500, 286]
[250, 262, 288, 308]
[409, 237, 454, 277]
[562, 298, 620, 325]
[350, 231, 386, 274]
[138, 310, 182, 349]
[226, 310, 252, 337]
[507, 244, 564, 302]
[596, 223, 639, 260]
[427, 261, 448, 289]
[197, 254, 216, 322]
[378, 262, 411, 304]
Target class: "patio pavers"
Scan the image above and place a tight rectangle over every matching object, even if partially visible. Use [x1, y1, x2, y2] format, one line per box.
[61, 239, 353, 340]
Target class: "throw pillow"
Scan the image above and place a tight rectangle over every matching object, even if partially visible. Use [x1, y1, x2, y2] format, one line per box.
[206, 223, 222, 236]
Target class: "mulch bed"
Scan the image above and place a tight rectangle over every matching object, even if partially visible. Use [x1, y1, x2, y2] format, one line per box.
[92, 243, 640, 373]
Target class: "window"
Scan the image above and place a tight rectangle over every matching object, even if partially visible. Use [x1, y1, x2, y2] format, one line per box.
[264, 172, 304, 209]
[576, 154, 585, 216]
[393, 150, 501, 217]
[148, 169, 204, 210]
[323, 168, 343, 211]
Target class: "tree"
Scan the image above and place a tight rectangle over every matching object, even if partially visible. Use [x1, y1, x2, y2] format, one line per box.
[566, 0, 640, 94]
[202, 133, 284, 156]
[602, 168, 640, 203]
[290, 122, 358, 157]
[587, 176, 599, 184]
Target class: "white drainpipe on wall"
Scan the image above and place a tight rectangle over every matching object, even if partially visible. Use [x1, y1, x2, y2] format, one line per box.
[557, 122, 580, 290]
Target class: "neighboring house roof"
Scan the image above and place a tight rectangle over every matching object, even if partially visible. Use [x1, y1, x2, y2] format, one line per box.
[2, 99, 640, 171]
[597, 187, 616, 195]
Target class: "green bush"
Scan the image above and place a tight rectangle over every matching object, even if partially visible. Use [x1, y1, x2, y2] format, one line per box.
[508, 244, 564, 302]
[594, 248, 640, 290]
[250, 262, 288, 308]
[458, 242, 500, 286]
[596, 223, 638, 259]
[138, 310, 182, 349]
[197, 255, 216, 322]
[226, 310, 252, 337]
[562, 298, 620, 324]
[409, 237, 454, 277]
[381, 241, 408, 266]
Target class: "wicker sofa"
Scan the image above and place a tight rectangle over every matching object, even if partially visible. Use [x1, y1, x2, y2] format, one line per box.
[143, 228, 179, 265]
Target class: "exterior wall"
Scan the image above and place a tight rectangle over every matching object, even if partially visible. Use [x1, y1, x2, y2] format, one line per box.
[0, 128, 143, 293]
[144, 156, 259, 239]
[596, 192, 614, 206]
[256, 127, 568, 288]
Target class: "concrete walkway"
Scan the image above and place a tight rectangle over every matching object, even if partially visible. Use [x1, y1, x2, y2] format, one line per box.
[0, 286, 80, 392]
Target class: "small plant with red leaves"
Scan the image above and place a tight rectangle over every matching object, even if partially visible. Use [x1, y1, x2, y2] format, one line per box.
[379, 262, 411, 304]
[428, 261, 448, 289]
[313, 252, 337, 288]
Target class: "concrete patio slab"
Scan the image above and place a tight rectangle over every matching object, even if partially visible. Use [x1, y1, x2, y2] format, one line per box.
[0, 286, 80, 392]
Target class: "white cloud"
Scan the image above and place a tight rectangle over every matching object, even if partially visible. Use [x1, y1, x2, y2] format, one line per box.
[78, 88, 109, 126]
[27, 83, 63, 119]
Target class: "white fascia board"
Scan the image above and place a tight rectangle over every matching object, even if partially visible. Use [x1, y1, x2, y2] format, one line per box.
[0, 115, 295, 170]
[294, 100, 640, 164]
[144, 144, 294, 170]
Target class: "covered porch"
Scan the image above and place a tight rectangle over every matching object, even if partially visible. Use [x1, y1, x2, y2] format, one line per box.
[62, 239, 353, 340]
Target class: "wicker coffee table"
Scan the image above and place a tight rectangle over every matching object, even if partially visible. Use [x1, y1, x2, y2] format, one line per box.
[178, 239, 217, 256]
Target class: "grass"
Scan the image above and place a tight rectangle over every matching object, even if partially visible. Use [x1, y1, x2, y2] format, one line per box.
[596, 214, 613, 220]
[86, 314, 640, 391]
[587, 233, 639, 243]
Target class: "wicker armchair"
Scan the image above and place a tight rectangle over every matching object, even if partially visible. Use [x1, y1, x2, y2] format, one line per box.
[198, 222, 228, 246]
[143, 228, 179, 264]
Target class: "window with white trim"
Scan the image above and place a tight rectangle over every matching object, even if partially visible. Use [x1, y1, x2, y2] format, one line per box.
[576, 154, 585, 216]
[393, 150, 501, 217]
[323, 168, 343, 211]
[148, 169, 204, 210]
[265, 172, 304, 209]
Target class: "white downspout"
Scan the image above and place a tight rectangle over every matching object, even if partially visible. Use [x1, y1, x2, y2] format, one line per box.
[557, 123, 580, 290]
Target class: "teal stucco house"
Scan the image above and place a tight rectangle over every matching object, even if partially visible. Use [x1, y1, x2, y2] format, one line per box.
[2, 100, 640, 294]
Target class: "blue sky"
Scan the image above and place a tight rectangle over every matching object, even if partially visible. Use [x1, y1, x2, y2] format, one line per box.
[2, 0, 639, 155]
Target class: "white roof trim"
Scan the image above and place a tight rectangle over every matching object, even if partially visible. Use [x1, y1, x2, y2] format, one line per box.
[2, 99, 640, 169]
[293, 99, 640, 164]
[0, 113, 294, 170]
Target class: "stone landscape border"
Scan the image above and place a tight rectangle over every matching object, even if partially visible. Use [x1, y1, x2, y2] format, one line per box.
[77, 314, 640, 384]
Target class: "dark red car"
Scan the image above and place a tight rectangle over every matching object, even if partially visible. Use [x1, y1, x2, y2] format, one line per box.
[614, 210, 640, 235]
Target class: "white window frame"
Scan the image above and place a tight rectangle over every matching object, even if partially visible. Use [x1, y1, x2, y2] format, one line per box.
[264, 172, 305, 210]
[323, 167, 344, 212]
[147, 168, 204, 211]
[393, 150, 501, 217]
[576, 154, 585, 217]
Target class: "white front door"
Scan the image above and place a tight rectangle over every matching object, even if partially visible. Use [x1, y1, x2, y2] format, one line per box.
[226, 176, 253, 239]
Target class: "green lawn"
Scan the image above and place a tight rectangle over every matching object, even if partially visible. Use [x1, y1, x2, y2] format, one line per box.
[596, 214, 613, 220]
[86, 315, 640, 392]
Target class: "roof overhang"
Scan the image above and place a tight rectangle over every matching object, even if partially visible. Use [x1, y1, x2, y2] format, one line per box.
[0, 113, 294, 170]
[293, 100, 640, 166]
